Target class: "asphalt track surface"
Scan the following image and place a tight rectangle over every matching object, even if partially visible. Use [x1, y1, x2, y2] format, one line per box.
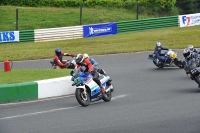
[1, 50, 200, 133]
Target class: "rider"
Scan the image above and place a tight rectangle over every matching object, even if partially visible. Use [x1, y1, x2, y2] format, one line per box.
[183, 48, 200, 74]
[188, 45, 200, 54]
[75, 54, 105, 93]
[83, 53, 98, 70]
[54, 48, 74, 69]
[83, 53, 106, 75]
[154, 42, 169, 64]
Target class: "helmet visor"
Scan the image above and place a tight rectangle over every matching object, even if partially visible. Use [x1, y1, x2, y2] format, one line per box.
[190, 48, 194, 51]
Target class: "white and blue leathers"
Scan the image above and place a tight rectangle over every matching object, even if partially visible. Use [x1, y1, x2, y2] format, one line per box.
[183, 52, 200, 74]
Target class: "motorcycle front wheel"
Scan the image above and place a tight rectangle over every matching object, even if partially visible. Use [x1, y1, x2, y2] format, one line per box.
[75, 88, 90, 107]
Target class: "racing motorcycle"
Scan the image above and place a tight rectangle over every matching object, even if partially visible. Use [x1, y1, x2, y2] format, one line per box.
[50, 57, 76, 69]
[184, 58, 200, 88]
[71, 66, 114, 107]
[148, 49, 184, 68]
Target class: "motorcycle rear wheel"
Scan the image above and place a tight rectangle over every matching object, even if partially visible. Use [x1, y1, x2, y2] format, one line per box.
[75, 88, 90, 107]
[174, 58, 184, 69]
[102, 86, 112, 102]
[153, 60, 164, 68]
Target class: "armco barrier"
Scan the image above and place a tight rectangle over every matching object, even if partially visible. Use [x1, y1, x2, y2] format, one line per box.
[117, 16, 178, 33]
[0, 76, 75, 104]
[34, 26, 83, 42]
[19, 30, 34, 42]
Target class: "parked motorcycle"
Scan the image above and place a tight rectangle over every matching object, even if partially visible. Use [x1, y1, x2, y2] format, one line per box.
[71, 67, 114, 107]
[148, 49, 184, 68]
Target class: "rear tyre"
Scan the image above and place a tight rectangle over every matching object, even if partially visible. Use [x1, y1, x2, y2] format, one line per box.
[75, 88, 90, 107]
[102, 86, 112, 102]
[153, 60, 164, 68]
[174, 58, 184, 69]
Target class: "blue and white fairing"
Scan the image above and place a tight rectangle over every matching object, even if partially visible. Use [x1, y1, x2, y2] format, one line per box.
[71, 72, 110, 99]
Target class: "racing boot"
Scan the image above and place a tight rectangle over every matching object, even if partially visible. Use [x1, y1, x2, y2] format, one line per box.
[100, 86, 105, 94]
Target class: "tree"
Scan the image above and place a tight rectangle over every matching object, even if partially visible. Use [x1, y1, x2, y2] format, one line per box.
[175, 0, 196, 14]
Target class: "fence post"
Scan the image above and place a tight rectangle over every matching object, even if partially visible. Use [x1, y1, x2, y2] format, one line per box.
[136, 1, 138, 20]
[195, 0, 197, 13]
[16, 8, 18, 31]
[80, 0, 83, 25]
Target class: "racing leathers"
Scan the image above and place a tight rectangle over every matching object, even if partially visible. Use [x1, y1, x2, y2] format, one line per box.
[154, 46, 169, 63]
[54, 52, 73, 69]
[192, 48, 200, 54]
[76, 59, 105, 93]
[183, 52, 200, 74]
[89, 58, 98, 70]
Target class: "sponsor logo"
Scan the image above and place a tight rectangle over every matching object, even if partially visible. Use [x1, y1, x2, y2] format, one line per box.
[89, 26, 112, 35]
[182, 15, 200, 25]
[0, 31, 16, 42]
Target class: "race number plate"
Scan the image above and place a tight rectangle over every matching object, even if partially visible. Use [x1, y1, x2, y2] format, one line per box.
[74, 77, 81, 84]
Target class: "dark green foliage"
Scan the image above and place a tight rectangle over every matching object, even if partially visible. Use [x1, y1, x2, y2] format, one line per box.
[1, 0, 177, 15]
[1, 0, 82, 7]
[175, 0, 199, 14]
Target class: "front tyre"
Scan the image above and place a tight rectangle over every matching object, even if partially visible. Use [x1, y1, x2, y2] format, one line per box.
[75, 88, 90, 107]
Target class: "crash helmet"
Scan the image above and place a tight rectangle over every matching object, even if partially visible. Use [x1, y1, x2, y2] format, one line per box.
[75, 54, 84, 64]
[55, 48, 61, 55]
[183, 48, 191, 59]
[188, 45, 194, 53]
[156, 42, 162, 50]
[83, 53, 89, 59]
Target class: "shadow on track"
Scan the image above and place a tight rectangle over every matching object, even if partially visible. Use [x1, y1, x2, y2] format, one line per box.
[146, 67, 183, 71]
[171, 88, 200, 94]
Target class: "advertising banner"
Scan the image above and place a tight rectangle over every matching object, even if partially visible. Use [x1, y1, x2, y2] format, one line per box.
[179, 13, 200, 27]
[83, 22, 117, 38]
[0, 31, 19, 43]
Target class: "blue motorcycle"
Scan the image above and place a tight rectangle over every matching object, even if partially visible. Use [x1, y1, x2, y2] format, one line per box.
[148, 49, 184, 68]
[71, 67, 113, 107]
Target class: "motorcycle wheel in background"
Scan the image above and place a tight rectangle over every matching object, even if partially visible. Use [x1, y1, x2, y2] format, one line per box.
[174, 58, 184, 69]
[153, 59, 164, 68]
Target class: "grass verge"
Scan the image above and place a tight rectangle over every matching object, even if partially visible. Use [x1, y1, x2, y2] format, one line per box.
[0, 26, 200, 84]
[1, 26, 200, 62]
[0, 6, 150, 31]
[0, 69, 72, 84]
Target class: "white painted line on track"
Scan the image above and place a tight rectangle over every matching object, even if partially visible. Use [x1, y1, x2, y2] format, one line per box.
[0, 94, 127, 120]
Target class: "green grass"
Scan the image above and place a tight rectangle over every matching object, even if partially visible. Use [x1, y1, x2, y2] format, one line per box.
[0, 25, 200, 62]
[1, 25, 200, 84]
[0, 69, 72, 84]
[0, 6, 151, 31]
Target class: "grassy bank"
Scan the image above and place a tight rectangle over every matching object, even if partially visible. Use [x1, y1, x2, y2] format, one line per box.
[0, 6, 150, 31]
[0, 69, 72, 84]
[1, 25, 200, 62]
[0, 25, 199, 84]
